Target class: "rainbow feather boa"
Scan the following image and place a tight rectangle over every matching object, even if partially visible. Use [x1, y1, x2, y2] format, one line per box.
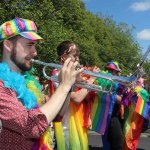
[0, 63, 52, 150]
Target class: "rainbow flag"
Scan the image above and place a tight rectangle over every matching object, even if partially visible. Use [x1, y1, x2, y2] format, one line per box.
[88, 74, 118, 135]
[123, 86, 149, 150]
[134, 87, 150, 119]
[123, 103, 144, 150]
[90, 92, 116, 134]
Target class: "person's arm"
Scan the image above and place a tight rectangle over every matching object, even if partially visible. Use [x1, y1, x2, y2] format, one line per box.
[0, 58, 83, 139]
[0, 81, 48, 139]
[115, 95, 122, 104]
[71, 77, 95, 103]
[71, 66, 100, 103]
[49, 66, 99, 121]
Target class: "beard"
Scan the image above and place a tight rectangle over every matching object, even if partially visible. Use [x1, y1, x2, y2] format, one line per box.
[10, 48, 32, 71]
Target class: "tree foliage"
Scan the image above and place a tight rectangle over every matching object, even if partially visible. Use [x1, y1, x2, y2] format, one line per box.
[0, 0, 148, 79]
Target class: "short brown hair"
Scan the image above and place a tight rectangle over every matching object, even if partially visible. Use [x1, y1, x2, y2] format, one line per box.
[57, 41, 79, 58]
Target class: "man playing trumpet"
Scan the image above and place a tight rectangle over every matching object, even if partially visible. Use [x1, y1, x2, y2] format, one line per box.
[49, 40, 100, 150]
[0, 18, 83, 150]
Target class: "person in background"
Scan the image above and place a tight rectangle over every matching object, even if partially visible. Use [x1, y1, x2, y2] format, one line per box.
[50, 40, 100, 150]
[102, 61, 123, 150]
[123, 67, 150, 150]
[0, 18, 83, 150]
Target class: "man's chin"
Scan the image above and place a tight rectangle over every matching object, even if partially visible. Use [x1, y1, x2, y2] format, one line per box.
[25, 65, 32, 71]
[25, 67, 32, 71]
[21, 64, 32, 72]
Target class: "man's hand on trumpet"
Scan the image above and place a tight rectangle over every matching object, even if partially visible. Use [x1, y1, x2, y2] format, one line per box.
[81, 65, 100, 84]
[88, 65, 101, 83]
[72, 65, 101, 84]
[59, 58, 84, 91]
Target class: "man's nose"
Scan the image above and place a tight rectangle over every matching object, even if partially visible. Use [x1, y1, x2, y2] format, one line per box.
[30, 47, 37, 57]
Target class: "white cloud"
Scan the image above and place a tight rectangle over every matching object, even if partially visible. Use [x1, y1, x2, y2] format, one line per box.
[130, 2, 150, 12]
[137, 29, 150, 40]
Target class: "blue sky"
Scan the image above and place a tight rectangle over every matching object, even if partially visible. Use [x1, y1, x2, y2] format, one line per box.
[83, 0, 150, 54]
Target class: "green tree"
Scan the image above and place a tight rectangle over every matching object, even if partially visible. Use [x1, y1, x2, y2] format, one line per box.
[0, 0, 148, 80]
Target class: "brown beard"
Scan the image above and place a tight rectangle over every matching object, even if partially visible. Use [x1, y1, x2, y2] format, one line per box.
[10, 46, 32, 72]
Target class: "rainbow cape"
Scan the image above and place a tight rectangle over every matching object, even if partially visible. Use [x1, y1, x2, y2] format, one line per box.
[49, 78, 88, 150]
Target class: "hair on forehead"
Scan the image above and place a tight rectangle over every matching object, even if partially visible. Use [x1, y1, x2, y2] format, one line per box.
[57, 40, 79, 57]
[8, 35, 22, 42]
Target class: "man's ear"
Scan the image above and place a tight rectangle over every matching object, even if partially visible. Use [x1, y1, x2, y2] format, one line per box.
[3, 40, 13, 52]
[60, 55, 66, 63]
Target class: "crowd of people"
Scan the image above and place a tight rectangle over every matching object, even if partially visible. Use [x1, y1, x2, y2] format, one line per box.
[0, 18, 149, 150]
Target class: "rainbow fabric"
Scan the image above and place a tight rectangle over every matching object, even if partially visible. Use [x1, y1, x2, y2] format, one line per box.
[123, 104, 144, 150]
[84, 72, 118, 135]
[105, 61, 121, 72]
[25, 71, 53, 150]
[49, 80, 66, 150]
[123, 86, 149, 150]
[0, 18, 43, 41]
[90, 92, 116, 134]
[69, 101, 88, 150]
[50, 76, 88, 150]
[0, 63, 52, 150]
[134, 87, 150, 119]
[53, 122, 66, 150]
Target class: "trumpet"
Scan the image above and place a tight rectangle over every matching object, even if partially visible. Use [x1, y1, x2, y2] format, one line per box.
[31, 59, 137, 93]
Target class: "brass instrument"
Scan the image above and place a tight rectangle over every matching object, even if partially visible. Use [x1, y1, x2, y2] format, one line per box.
[132, 45, 150, 77]
[31, 59, 137, 93]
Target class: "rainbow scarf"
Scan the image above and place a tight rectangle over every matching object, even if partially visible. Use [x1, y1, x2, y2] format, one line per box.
[49, 79, 88, 150]
[0, 63, 52, 150]
[123, 87, 149, 150]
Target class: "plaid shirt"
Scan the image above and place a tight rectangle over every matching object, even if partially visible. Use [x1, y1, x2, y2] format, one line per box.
[0, 81, 48, 150]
